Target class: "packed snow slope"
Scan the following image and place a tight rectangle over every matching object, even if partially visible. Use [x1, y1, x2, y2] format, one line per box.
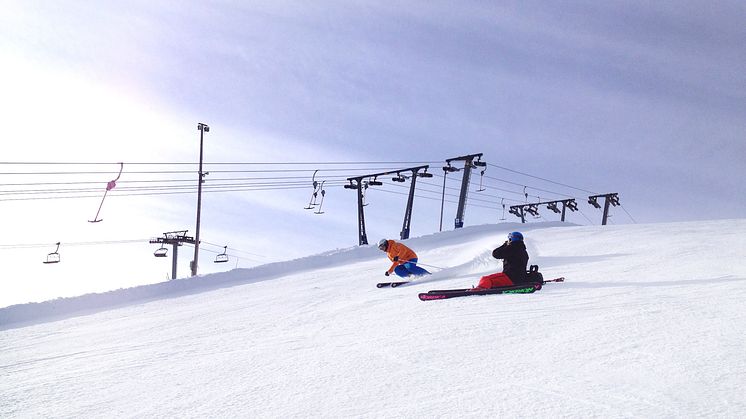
[2, 220, 746, 418]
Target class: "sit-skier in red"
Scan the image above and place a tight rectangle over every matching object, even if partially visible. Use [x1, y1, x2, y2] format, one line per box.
[471, 231, 530, 290]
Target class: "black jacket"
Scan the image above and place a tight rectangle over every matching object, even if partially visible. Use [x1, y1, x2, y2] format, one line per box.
[492, 241, 529, 283]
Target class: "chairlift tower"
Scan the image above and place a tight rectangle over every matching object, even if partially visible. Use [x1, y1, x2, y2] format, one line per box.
[509, 205, 526, 223]
[509, 203, 539, 223]
[588, 193, 620, 225]
[400, 167, 432, 240]
[551, 199, 579, 221]
[444, 153, 485, 229]
[509, 199, 578, 223]
[346, 165, 431, 245]
[150, 230, 195, 280]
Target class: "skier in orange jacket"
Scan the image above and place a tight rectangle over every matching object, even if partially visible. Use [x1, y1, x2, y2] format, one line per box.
[377, 239, 430, 278]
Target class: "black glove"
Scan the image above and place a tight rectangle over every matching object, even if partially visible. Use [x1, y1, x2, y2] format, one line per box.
[384, 271, 390, 276]
[393, 256, 399, 262]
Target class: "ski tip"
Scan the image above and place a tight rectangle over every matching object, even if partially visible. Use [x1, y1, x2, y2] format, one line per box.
[377, 281, 409, 288]
[418, 293, 447, 301]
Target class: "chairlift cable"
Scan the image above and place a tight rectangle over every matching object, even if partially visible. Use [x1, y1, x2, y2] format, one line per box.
[200, 240, 266, 258]
[619, 204, 637, 223]
[0, 238, 148, 249]
[486, 163, 598, 195]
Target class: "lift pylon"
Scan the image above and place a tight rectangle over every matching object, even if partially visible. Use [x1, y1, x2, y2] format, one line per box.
[588, 193, 620, 225]
[346, 165, 431, 245]
[509, 199, 578, 223]
[149, 230, 195, 279]
[443, 153, 486, 229]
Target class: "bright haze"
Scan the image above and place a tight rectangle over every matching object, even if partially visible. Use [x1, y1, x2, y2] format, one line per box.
[1, 1, 745, 306]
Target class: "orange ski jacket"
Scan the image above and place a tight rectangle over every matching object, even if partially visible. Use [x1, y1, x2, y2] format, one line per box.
[384, 240, 418, 275]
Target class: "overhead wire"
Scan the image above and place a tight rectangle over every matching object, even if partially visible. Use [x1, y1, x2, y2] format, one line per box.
[0, 161, 584, 196]
[0, 160, 442, 165]
[0, 239, 149, 250]
[619, 204, 637, 223]
[200, 240, 266, 259]
[0, 160, 630, 222]
[0, 237, 266, 267]
[1, 159, 629, 272]
[486, 163, 599, 195]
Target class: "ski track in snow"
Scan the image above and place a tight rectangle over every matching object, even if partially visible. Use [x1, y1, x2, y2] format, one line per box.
[1, 220, 746, 417]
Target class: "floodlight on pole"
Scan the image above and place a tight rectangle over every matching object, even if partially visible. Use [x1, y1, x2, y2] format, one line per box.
[192, 123, 209, 276]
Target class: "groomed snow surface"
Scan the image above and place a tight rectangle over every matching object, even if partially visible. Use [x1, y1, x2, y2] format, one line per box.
[2, 220, 746, 418]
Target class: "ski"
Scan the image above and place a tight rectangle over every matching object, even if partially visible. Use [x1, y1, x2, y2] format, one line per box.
[426, 277, 564, 294]
[425, 287, 471, 293]
[419, 285, 537, 301]
[376, 281, 409, 288]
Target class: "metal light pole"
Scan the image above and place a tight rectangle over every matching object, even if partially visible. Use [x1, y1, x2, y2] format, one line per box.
[192, 123, 209, 276]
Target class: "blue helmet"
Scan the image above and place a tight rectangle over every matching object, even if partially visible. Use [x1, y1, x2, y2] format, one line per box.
[508, 231, 524, 242]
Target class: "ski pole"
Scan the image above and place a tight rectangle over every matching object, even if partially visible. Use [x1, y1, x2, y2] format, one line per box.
[384, 258, 445, 271]
[408, 261, 445, 270]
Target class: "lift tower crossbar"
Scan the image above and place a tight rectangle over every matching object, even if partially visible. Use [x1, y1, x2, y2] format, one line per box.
[588, 193, 620, 225]
[509, 199, 578, 223]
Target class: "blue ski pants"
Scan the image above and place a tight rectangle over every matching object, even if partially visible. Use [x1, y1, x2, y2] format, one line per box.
[393, 258, 431, 278]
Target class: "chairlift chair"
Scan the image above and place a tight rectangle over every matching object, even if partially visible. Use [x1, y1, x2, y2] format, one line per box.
[476, 169, 486, 192]
[43, 242, 61, 264]
[304, 190, 318, 210]
[314, 184, 326, 214]
[305, 170, 321, 209]
[154, 245, 168, 258]
[214, 246, 229, 263]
